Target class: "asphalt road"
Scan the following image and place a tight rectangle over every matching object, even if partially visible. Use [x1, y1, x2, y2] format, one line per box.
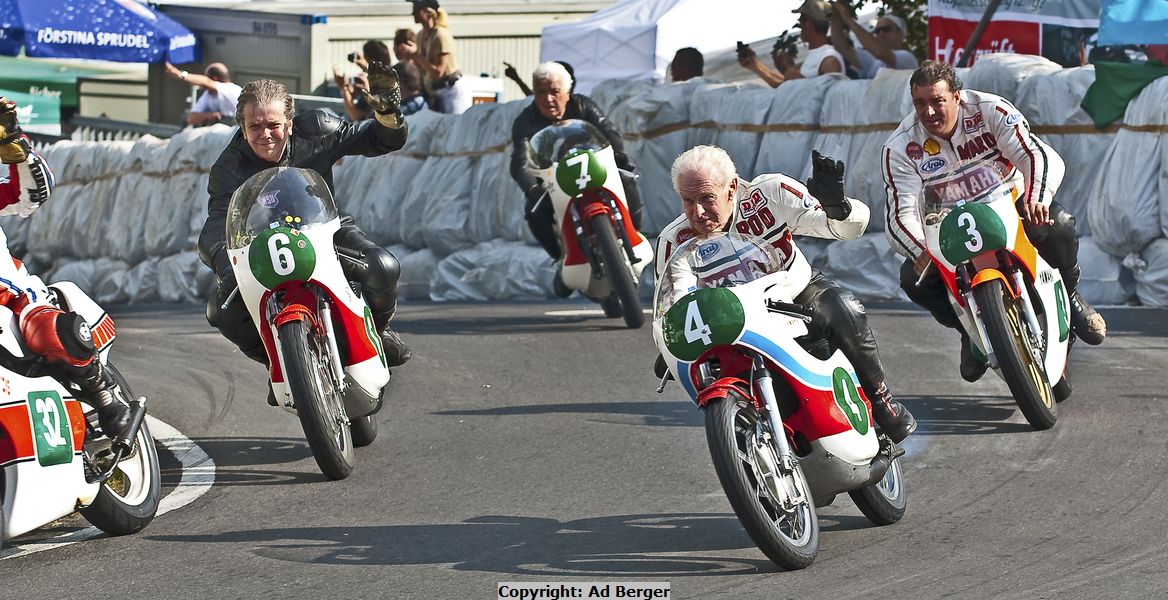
[3, 301, 1166, 600]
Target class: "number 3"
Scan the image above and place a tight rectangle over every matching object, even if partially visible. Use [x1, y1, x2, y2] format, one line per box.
[684, 300, 713, 345]
[958, 212, 983, 253]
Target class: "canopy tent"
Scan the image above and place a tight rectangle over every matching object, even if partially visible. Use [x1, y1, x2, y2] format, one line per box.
[0, 0, 200, 63]
[540, 0, 803, 94]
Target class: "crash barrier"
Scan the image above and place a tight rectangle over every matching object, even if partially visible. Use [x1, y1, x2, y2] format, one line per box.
[69, 116, 183, 142]
[4, 53, 1165, 306]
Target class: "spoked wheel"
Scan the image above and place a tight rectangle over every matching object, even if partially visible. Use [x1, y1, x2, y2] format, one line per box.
[849, 455, 907, 526]
[705, 390, 819, 570]
[974, 279, 1056, 430]
[79, 364, 161, 536]
[588, 213, 643, 329]
[279, 320, 355, 480]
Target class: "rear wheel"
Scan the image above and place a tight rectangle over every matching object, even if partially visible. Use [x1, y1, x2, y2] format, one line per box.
[849, 456, 907, 526]
[705, 390, 818, 569]
[79, 364, 161, 536]
[279, 320, 355, 480]
[588, 213, 643, 329]
[974, 279, 1057, 430]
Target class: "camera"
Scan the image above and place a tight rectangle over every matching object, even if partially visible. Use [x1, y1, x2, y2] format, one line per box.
[347, 51, 359, 63]
[736, 41, 752, 59]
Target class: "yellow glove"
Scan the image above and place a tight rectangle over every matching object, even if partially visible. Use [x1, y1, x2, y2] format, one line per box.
[0, 97, 29, 164]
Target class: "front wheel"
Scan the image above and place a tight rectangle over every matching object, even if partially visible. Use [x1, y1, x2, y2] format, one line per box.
[705, 391, 819, 570]
[588, 213, 643, 329]
[79, 364, 161, 536]
[974, 279, 1057, 430]
[279, 320, 355, 480]
[848, 456, 907, 526]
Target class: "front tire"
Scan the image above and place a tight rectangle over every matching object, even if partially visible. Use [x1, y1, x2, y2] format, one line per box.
[705, 391, 819, 570]
[588, 213, 643, 329]
[279, 320, 355, 480]
[974, 279, 1057, 430]
[849, 456, 907, 526]
[79, 364, 161, 536]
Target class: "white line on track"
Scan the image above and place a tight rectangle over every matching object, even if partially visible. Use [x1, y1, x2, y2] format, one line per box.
[0, 415, 216, 560]
[544, 308, 653, 316]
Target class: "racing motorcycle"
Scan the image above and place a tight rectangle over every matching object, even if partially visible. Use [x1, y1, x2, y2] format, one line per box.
[526, 120, 654, 328]
[1, 281, 159, 551]
[652, 232, 906, 570]
[225, 167, 390, 480]
[918, 162, 1071, 430]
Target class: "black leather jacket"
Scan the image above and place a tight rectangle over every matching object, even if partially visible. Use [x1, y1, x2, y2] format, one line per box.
[509, 94, 634, 194]
[198, 109, 408, 274]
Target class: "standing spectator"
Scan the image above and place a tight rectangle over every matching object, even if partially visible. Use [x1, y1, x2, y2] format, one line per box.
[165, 61, 243, 126]
[670, 47, 704, 82]
[349, 40, 394, 72]
[829, 6, 918, 79]
[738, 0, 843, 88]
[401, 0, 472, 114]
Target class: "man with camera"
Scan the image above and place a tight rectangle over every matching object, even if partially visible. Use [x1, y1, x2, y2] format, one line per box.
[738, 0, 844, 88]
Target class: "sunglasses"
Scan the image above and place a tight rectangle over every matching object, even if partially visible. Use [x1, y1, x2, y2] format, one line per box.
[873, 25, 897, 34]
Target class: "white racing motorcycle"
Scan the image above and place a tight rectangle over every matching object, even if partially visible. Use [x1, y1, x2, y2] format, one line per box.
[653, 232, 907, 569]
[225, 167, 390, 480]
[1, 280, 159, 551]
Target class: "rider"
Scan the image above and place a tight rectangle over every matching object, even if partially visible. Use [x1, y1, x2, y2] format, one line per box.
[509, 61, 643, 296]
[199, 63, 412, 391]
[883, 60, 1107, 383]
[0, 98, 129, 437]
[656, 144, 917, 443]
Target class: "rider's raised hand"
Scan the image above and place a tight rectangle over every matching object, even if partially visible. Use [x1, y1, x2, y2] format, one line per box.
[806, 149, 851, 221]
[0, 97, 29, 165]
[363, 61, 404, 127]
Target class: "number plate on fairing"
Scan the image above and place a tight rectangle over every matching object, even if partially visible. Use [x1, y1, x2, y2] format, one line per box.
[28, 390, 73, 466]
[247, 226, 318, 288]
[938, 203, 1007, 265]
[661, 288, 745, 362]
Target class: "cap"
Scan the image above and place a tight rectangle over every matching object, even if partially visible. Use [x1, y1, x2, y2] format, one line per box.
[408, 0, 439, 10]
[881, 14, 908, 33]
[792, 0, 830, 21]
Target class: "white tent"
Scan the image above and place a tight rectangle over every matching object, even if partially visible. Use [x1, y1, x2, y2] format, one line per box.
[541, 0, 804, 94]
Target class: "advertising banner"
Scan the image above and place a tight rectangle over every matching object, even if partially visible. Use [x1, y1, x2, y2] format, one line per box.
[928, 0, 1101, 66]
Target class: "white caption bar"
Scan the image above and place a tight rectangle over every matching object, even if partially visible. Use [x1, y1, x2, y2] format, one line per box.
[497, 582, 670, 600]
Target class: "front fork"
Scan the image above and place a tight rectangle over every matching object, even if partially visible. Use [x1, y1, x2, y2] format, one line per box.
[265, 289, 349, 400]
[751, 354, 797, 474]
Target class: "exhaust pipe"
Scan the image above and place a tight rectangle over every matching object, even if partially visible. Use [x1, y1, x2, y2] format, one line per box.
[863, 454, 891, 487]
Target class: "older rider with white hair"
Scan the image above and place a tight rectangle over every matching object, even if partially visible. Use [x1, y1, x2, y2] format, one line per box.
[509, 61, 643, 295]
[655, 144, 917, 443]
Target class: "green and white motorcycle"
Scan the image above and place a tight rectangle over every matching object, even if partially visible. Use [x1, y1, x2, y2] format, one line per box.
[225, 167, 390, 480]
[919, 162, 1072, 430]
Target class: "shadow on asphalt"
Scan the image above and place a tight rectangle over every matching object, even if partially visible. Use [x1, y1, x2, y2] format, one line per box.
[392, 315, 630, 336]
[159, 437, 330, 486]
[900, 394, 1037, 435]
[149, 512, 801, 576]
[434, 401, 703, 428]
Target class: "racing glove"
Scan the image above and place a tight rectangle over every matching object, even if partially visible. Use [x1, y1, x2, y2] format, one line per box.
[806, 149, 851, 221]
[364, 61, 404, 129]
[0, 97, 29, 165]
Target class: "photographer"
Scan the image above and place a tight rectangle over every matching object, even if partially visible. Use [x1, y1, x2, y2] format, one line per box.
[738, 0, 843, 88]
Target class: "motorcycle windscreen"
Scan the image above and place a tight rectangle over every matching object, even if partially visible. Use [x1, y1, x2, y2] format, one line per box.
[526, 119, 610, 170]
[654, 232, 787, 320]
[225, 167, 339, 250]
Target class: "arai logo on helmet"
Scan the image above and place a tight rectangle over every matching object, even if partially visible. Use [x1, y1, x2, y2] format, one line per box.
[921, 157, 946, 173]
[697, 241, 721, 260]
[259, 190, 280, 208]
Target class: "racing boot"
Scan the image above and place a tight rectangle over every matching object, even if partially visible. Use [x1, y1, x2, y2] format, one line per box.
[869, 382, 916, 444]
[77, 364, 130, 438]
[960, 333, 988, 383]
[1069, 290, 1106, 345]
[380, 327, 412, 367]
[552, 263, 572, 299]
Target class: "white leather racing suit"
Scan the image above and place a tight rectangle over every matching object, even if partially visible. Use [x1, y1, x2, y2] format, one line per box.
[0, 141, 53, 303]
[882, 88, 1066, 261]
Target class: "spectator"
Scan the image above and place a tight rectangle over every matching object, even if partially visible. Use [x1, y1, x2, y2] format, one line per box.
[738, 0, 843, 88]
[829, 6, 917, 78]
[164, 61, 243, 126]
[391, 29, 428, 114]
[332, 69, 374, 122]
[503, 60, 576, 96]
[670, 47, 704, 82]
[349, 40, 394, 72]
[401, 0, 472, 114]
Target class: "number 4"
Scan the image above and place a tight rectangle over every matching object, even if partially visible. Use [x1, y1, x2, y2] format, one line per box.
[684, 300, 713, 345]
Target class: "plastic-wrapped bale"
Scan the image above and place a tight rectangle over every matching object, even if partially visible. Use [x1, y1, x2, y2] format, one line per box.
[1088, 76, 1168, 257]
[191, 123, 235, 171]
[963, 53, 1061, 102]
[395, 246, 438, 302]
[608, 79, 706, 235]
[0, 215, 29, 257]
[757, 75, 842, 181]
[128, 134, 173, 174]
[44, 258, 99, 296]
[1014, 66, 1112, 236]
[1134, 237, 1168, 307]
[687, 82, 775, 177]
[119, 257, 161, 304]
[818, 233, 905, 301]
[802, 77, 867, 192]
[100, 172, 151, 264]
[25, 183, 77, 265]
[72, 175, 125, 258]
[157, 250, 214, 303]
[334, 154, 383, 239]
[88, 258, 132, 305]
[464, 101, 526, 244]
[429, 240, 556, 301]
[1077, 236, 1134, 305]
[590, 78, 654, 116]
[161, 126, 220, 170]
[388, 110, 448, 247]
[38, 142, 78, 183]
[797, 237, 834, 272]
[145, 170, 205, 257]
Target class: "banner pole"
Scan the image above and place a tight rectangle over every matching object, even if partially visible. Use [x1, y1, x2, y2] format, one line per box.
[955, 0, 1003, 67]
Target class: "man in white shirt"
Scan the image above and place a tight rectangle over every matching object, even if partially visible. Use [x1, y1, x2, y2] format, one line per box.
[830, 6, 918, 79]
[737, 0, 844, 88]
[165, 62, 244, 127]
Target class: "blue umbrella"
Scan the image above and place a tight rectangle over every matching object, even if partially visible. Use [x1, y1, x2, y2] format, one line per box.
[0, 0, 200, 63]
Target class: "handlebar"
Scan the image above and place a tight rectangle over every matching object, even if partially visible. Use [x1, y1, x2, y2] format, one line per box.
[765, 299, 814, 323]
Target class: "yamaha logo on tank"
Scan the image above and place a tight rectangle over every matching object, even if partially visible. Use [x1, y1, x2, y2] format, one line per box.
[920, 157, 947, 173]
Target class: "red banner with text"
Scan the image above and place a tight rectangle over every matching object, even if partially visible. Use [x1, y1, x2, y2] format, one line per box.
[928, 17, 1041, 65]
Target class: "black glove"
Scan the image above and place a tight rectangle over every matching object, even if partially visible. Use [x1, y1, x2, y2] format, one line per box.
[363, 61, 402, 117]
[806, 149, 851, 221]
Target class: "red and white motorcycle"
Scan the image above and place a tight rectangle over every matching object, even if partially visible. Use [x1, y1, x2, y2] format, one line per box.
[526, 120, 654, 328]
[1, 280, 158, 551]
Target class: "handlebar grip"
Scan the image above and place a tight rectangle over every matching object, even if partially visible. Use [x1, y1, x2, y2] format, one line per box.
[766, 299, 815, 322]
